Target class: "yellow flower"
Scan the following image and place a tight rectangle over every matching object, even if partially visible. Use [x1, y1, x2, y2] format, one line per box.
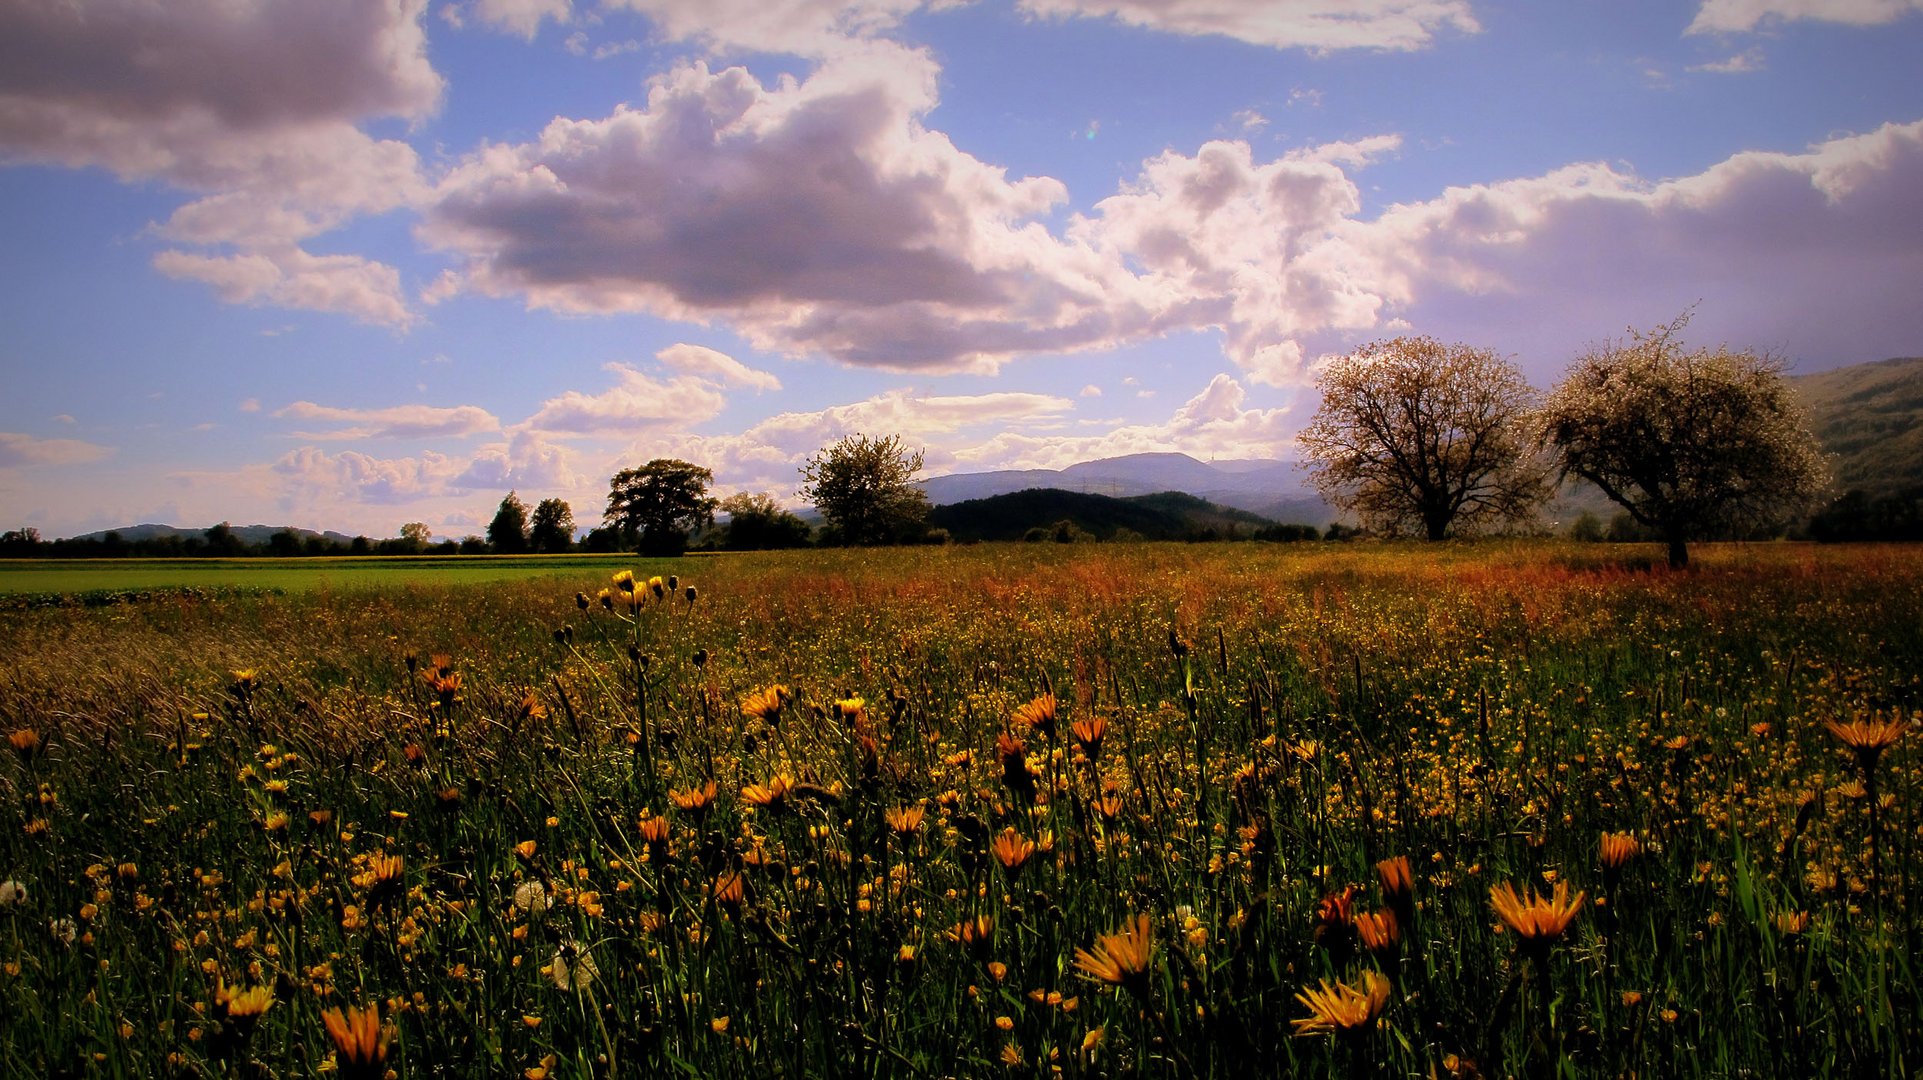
[741, 775, 795, 812]
[216, 981, 275, 1022]
[885, 805, 925, 835]
[1012, 693, 1057, 738]
[1489, 881, 1585, 946]
[741, 686, 787, 723]
[1291, 969, 1391, 1038]
[1073, 913, 1154, 997]
[612, 570, 636, 593]
[1825, 715, 1907, 772]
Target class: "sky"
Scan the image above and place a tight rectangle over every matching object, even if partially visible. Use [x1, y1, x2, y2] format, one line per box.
[2, 0, 1921, 541]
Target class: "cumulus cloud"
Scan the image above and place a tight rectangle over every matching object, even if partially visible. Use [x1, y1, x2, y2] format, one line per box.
[271, 431, 584, 507]
[1016, 0, 1480, 51]
[153, 248, 415, 328]
[657, 343, 783, 391]
[452, 430, 586, 490]
[522, 363, 732, 435]
[421, 46, 1176, 372]
[1070, 136, 1400, 384]
[0, 0, 439, 319]
[273, 402, 502, 440]
[272, 446, 461, 505]
[1327, 119, 1923, 372]
[1687, 0, 1923, 34]
[0, 432, 113, 468]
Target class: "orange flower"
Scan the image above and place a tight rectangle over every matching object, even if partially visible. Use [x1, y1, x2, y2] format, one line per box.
[1600, 831, 1642, 870]
[669, 779, 719, 815]
[1355, 910, 1400, 954]
[320, 1003, 390, 1080]
[948, 915, 995, 961]
[1375, 856, 1413, 902]
[991, 828, 1035, 874]
[1069, 715, 1107, 759]
[1073, 913, 1154, 997]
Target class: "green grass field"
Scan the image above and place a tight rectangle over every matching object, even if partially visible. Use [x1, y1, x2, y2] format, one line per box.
[0, 541, 1918, 1077]
[0, 553, 672, 597]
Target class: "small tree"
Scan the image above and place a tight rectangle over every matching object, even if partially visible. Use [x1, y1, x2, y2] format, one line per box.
[528, 498, 575, 553]
[718, 492, 812, 550]
[1296, 337, 1550, 540]
[488, 492, 530, 553]
[605, 460, 717, 556]
[398, 522, 433, 554]
[1539, 315, 1830, 568]
[800, 434, 931, 546]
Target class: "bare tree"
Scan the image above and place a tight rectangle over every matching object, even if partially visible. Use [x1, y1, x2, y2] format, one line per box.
[1540, 315, 1829, 568]
[1297, 337, 1550, 540]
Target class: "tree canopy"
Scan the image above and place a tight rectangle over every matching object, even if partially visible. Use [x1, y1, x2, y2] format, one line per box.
[1539, 316, 1830, 568]
[528, 498, 574, 553]
[487, 492, 529, 553]
[800, 434, 931, 546]
[1296, 337, 1550, 540]
[605, 460, 717, 555]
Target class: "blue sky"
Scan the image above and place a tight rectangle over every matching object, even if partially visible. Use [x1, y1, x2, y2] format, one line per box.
[3, 0, 1921, 540]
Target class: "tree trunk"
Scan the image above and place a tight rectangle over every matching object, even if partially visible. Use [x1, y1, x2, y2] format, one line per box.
[1666, 533, 1689, 569]
[1425, 514, 1449, 542]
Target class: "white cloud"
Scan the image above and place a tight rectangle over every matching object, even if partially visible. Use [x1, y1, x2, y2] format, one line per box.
[422, 45, 1175, 372]
[273, 402, 502, 440]
[945, 374, 1292, 472]
[1080, 384, 1102, 397]
[1071, 136, 1398, 383]
[1016, 0, 1480, 51]
[152, 248, 415, 329]
[452, 431, 586, 490]
[0, 432, 113, 468]
[0, 0, 438, 320]
[1690, 48, 1766, 73]
[1324, 119, 1923, 371]
[521, 363, 731, 435]
[1687, 0, 1923, 33]
[656, 343, 783, 391]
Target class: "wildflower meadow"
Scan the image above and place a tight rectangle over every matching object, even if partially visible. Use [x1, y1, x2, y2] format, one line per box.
[1, 541, 1919, 1077]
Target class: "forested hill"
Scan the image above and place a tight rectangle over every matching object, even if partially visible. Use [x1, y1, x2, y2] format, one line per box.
[927, 488, 1287, 542]
[1792, 356, 1923, 496]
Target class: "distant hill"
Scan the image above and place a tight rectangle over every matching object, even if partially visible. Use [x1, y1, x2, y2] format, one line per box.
[69, 523, 360, 546]
[922, 452, 1333, 525]
[1791, 356, 1923, 497]
[928, 488, 1282, 542]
